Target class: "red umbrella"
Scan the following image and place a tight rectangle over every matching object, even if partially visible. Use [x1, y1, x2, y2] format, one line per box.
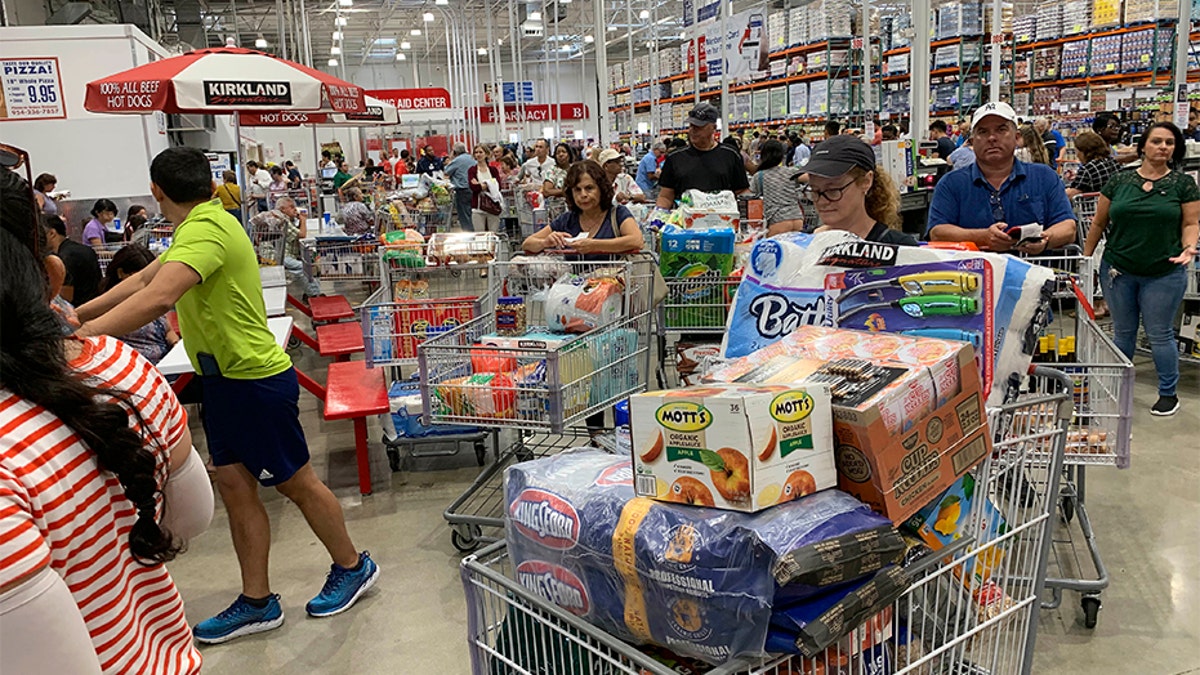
[85, 46, 365, 115]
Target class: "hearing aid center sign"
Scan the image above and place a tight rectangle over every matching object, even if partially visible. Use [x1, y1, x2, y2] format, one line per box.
[0, 58, 66, 121]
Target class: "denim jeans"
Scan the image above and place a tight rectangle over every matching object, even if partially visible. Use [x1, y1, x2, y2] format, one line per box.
[1099, 260, 1187, 396]
[283, 255, 322, 298]
[454, 188, 474, 231]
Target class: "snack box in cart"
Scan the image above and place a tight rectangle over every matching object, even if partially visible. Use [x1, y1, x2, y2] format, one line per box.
[630, 382, 836, 513]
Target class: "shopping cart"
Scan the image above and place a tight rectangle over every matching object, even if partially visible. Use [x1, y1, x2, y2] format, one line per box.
[1070, 192, 1099, 246]
[301, 236, 381, 294]
[247, 216, 288, 267]
[418, 253, 657, 433]
[444, 428, 595, 552]
[514, 191, 551, 240]
[460, 368, 1072, 674]
[799, 196, 822, 233]
[378, 232, 508, 308]
[93, 242, 127, 276]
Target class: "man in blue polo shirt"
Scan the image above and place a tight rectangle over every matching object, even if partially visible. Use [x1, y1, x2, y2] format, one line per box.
[927, 102, 1076, 253]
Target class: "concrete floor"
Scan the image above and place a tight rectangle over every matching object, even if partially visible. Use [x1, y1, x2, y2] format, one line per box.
[167, 343, 1199, 674]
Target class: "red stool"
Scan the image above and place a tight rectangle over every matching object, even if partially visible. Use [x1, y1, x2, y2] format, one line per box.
[309, 295, 355, 322]
[324, 361, 389, 496]
[316, 322, 365, 361]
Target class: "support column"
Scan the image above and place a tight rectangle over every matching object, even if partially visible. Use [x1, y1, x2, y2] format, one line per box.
[593, 0, 609, 144]
[910, 0, 931, 142]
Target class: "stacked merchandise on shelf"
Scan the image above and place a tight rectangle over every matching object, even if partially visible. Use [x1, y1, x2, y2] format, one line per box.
[752, 91, 770, 123]
[1033, 46, 1062, 81]
[1091, 0, 1124, 28]
[1013, 14, 1037, 44]
[1124, 0, 1171, 23]
[1014, 57, 1031, 84]
[807, 0, 855, 41]
[1013, 91, 1032, 116]
[789, 82, 809, 117]
[936, 1, 984, 40]
[1061, 0, 1094, 36]
[1035, 2, 1063, 41]
[932, 82, 959, 111]
[610, 62, 627, 89]
[1061, 41, 1090, 79]
[809, 80, 829, 115]
[769, 11, 788, 53]
[1031, 87, 1062, 115]
[785, 55, 806, 76]
[881, 88, 910, 115]
[828, 79, 852, 115]
[769, 87, 789, 120]
[960, 81, 982, 109]
[1118, 28, 1175, 73]
[788, 6, 808, 49]
[1058, 87, 1090, 113]
[1092, 34, 1124, 75]
[934, 44, 960, 70]
[884, 53, 909, 77]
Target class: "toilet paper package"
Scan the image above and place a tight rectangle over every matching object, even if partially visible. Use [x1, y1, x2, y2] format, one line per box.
[505, 450, 904, 665]
[546, 273, 625, 334]
[722, 231, 1056, 406]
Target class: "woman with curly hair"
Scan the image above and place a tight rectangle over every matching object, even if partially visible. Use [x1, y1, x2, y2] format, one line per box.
[803, 135, 917, 245]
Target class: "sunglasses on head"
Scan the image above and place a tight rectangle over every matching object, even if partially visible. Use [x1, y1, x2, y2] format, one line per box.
[0, 142, 46, 261]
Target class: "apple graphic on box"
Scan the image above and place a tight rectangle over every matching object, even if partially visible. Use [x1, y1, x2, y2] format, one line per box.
[709, 448, 751, 504]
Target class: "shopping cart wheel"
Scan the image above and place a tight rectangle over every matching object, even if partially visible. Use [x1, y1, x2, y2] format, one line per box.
[1081, 595, 1101, 629]
[386, 447, 401, 473]
[287, 335, 301, 351]
[474, 441, 487, 466]
[451, 525, 482, 553]
[1060, 494, 1076, 524]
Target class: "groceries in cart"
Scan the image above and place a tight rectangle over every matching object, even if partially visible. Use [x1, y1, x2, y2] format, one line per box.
[364, 298, 478, 364]
[504, 450, 912, 664]
[382, 379, 484, 440]
[545, 272, 625, 333]
[629, 383, 836, 513]
[426, 232, 501, 266]
[704, 326, 990, 524]
[722, 230, 1057, 407]
[660, 227, 737, 329]
[679, 189, 741, 231]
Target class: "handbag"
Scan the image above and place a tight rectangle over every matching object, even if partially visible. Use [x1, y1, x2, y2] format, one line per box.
[478, 169, 503, 215]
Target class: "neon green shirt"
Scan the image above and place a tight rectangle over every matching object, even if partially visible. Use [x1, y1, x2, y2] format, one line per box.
[160, 199, 292, 379]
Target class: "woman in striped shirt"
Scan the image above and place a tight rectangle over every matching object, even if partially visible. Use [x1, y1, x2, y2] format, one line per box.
[0, 168, 212, 673]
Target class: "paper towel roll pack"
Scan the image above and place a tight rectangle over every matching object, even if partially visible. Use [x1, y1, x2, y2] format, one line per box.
[722, 231, 1055, 406]
[545, 273, 625, 334]
[505, 450, 904, 665]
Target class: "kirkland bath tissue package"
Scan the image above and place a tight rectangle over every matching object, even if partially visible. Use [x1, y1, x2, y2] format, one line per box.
[504, 450, 903, 665]
[721, 231, 1055, 406]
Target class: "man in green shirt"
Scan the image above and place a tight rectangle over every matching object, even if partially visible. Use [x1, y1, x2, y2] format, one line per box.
[76, 147, 380, 644]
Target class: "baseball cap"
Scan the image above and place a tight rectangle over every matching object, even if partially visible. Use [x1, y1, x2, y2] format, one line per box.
[686, 102, 720, 127]
[596, 148, 623, 165]
[803, 135, 877, 178]
[971, 101, 1018, 129]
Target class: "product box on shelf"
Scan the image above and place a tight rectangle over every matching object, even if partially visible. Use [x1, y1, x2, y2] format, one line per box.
[885, 53, 910, 77]
[789, 82, 809, 116]
[1124, 0, 1167, 23]
[1032, 47, 1061, 81]
[630, 383, 836, 513]
[788, 7, 808, 47]
[1013, 15, 1037, 44]
[769, 86, 789, 119]
[769, 11, 788, 52]
[1035, 2, 1063, 41]
[1061, 0, 1093, 35]
[1060, 41, 1089, 78]
[1091, 0, 1123, 27]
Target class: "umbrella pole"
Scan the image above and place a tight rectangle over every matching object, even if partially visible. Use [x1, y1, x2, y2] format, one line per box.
[233, 113, 247, 229]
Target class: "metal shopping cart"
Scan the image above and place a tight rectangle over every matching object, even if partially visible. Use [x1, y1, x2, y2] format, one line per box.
[247, 214, 288, 267]
[460, 369, 1072, 674]
[300, 236, 381, 297]
[418, 253, 657, 433]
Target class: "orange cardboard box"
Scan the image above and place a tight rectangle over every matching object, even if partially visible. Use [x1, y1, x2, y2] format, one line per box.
[832, 347, 991, 524]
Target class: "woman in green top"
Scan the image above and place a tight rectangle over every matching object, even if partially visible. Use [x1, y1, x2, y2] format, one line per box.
[1083, 122, 1199, 416]
[332, 160, 356, 192]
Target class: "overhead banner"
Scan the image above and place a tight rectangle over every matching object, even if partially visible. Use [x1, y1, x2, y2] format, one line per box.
[724, 9, 769, 80]
[239, 111, 331, 126]
[367, 87, 451, 110]
[0, 57, 66, 121]
[473, 103, 589, 124]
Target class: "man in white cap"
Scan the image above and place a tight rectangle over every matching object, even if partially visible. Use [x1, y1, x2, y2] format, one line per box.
[656, 102, 750, 208]
[927, 101, 1076, 253]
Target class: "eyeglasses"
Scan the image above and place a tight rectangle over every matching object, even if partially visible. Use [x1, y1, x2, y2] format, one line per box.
[989, 190, 1005, 223]
[800, 179, 857, 203]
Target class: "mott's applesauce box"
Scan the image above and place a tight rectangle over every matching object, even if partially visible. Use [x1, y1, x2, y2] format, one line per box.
[630, 384, 835, 513]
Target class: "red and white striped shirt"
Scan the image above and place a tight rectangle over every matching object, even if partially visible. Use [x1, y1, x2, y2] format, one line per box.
[0, 336, 201, 674]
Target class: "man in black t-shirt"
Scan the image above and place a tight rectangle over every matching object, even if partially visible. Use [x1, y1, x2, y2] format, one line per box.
[656, 103, 750, 208]
[928, 120, 956, 161]
[43, 215, 102, 305]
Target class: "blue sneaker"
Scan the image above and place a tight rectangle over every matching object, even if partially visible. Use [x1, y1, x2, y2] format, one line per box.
[306, 551, 380, 617]
[193, 594, 284, 644]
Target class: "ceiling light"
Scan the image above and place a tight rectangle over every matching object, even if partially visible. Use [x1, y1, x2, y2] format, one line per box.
[396, 53, 407, 61]
[560, 45, 572, 52]
[477, 47, 487, 55]
[435, 0, 448, 4]
[607, 25, 616, 32]
[328, 58, 339, 66]
[584, 34, 594, 43]
[330, 46, 341, 55]
[498, 38, 504, 44]
[332, 30, 343, 40]
[254, 36, 268, 48]
[410, 28, 421, 35]
[400, 41, 411, 49]
[338, 0, 352, 6]
[529, 11, 541, 21]
[423, 12, 435, 21]
[639, 9, 649, 19]
[335, 16, 347, 26]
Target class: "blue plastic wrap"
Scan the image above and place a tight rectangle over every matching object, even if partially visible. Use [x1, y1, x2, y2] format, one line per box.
[504, 450, 905, 666]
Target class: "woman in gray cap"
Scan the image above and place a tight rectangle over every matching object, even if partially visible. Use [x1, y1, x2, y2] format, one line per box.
[803, 135, 918, 245]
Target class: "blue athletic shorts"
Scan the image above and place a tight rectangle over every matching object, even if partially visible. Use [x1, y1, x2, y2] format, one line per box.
[201, 367, 310, 487]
